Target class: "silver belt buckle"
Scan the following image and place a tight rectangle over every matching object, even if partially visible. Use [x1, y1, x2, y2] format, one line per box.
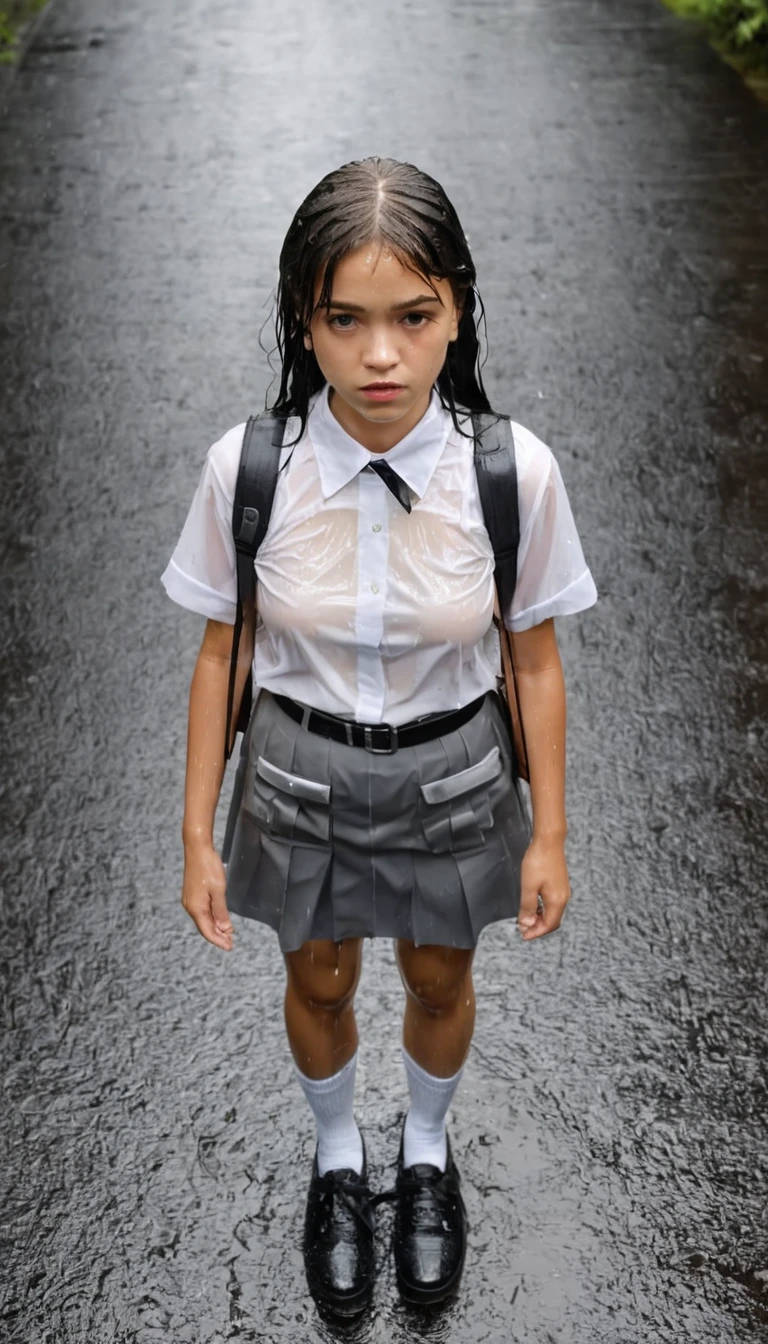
[364, 724, 398, 754]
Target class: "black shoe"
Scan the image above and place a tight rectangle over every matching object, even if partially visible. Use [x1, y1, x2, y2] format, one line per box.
[302, 1141, 376, 1317]
[391, 1129, 468, 1305]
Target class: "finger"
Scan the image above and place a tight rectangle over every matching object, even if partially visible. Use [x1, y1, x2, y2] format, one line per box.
[183, 895, 234, 950]
[521, 899, 568, 941]
[520, 913, 545, 941]
[198, 911, 234, 950]
[210, 885, 233, 935]
[517, 882, 540, 932]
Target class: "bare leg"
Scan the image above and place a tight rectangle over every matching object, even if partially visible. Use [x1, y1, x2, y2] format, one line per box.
[395, 940, 476, 1077]
[284, 937, 364, 1079]
[391, 941, 473, 1295]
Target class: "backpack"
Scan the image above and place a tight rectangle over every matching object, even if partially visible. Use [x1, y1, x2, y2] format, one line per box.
[221, 410, 528, 860]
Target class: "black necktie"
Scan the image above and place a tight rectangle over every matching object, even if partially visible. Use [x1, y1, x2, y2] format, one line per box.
[367, 460, 412, 513]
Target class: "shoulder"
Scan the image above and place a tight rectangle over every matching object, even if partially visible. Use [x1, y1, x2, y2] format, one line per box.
[452, 412, 556, 502]
[459, 413, 556, 480]
[463, 416, 557, 517]
[200, 415, 305, 534]
[203, 421, 249, 502]
[505, 420, 562, 522]
[508, 420, 556, 482]
[206, 412, 306, 496]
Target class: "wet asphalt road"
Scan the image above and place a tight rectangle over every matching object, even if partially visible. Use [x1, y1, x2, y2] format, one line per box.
[1, 0, 767, 1340]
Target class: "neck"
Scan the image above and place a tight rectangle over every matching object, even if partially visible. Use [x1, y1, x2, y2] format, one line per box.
[327, 387, 431, 454]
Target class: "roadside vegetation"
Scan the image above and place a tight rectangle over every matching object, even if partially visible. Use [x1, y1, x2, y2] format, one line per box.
[2, 0, 767, 84]
[0, 0, 47, 64]
[663, 0, 768, 82]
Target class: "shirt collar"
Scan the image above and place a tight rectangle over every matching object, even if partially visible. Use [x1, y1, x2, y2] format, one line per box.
[308, 382, 452, 501]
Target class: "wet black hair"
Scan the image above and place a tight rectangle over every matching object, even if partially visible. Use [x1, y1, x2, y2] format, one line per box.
[268, 156, 493, 441]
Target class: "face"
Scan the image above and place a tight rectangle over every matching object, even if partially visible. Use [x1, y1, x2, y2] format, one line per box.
[303, 242, 460, 452]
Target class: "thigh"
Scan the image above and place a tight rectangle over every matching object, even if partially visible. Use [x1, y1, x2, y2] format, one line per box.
[284, 937, 365, 1007]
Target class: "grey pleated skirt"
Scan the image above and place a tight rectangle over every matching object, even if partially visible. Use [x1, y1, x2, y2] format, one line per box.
[224, 689, 531, 953]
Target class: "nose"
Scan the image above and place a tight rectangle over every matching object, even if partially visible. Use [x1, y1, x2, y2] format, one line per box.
[362, 324, 398, 373]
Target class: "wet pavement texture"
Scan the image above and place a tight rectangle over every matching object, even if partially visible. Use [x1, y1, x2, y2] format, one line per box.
[1, 0, 767, 1340]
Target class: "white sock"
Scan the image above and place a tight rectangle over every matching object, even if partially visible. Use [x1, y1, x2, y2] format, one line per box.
[294, 1051, 364, 1176]
[401, 1045, 464, 1172]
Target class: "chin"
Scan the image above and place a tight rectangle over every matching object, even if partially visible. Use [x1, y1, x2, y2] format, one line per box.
[354, 394, 423, 420]
[358, 402, 411, 419]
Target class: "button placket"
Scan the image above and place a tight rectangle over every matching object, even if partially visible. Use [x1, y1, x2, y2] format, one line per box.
[354, 472, 389, 720]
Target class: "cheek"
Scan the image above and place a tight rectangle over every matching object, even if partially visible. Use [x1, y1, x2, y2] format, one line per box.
[418, 325, 454, 368]
[308, 326, 345, 373]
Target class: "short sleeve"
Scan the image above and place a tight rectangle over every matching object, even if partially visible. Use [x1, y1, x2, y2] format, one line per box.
[160, 423, 247, 623]
[505, 421, 598, 632]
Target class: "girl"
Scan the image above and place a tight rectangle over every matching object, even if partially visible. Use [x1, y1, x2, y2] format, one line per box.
[161, 157, 597, 1316]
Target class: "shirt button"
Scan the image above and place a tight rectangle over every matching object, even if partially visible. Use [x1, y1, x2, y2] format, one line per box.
[371, 583, 379, 594]
[372, 523, 382, 533]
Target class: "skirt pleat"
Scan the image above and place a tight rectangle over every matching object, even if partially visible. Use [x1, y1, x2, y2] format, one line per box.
[224, 689, 531, 952]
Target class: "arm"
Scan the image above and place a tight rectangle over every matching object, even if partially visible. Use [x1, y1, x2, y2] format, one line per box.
[180, 617, 240, 951]
[510, 616, 571, 942]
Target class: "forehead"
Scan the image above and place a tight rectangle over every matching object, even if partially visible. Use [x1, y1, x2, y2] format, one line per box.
[317, 243, 452, 306]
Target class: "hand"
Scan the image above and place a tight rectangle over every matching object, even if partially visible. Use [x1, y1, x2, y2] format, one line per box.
[181, 841, 234, 951]
[517, 836, 571, 942]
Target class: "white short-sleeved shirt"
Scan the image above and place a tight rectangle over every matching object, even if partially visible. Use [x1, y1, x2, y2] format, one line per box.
[161, 384, 597, 726]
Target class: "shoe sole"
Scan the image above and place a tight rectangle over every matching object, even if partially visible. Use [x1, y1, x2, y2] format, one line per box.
[395, 1244, 466, 1306]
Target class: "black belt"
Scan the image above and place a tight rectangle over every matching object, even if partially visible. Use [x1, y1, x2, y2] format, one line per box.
[273, 693, 486, 754]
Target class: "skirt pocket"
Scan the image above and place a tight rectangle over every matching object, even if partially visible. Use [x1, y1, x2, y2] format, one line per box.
[249, 754, 332, 845]
[418, 745, 503, 853]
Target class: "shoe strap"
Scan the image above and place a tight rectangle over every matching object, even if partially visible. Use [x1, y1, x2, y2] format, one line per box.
[398, 1166, 459, 1195]
[370, 1166, 460, 1207]
[370, 1187, 398, 1207]
[316, 1171, 376, 1234]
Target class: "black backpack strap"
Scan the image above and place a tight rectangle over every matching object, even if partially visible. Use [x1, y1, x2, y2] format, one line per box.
[471, 413, 520, 618]
[224, 412, 287, 760]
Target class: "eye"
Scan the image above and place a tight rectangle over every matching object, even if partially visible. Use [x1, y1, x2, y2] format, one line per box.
[402, 312, 429, 327]
[329, 313, 356, 330]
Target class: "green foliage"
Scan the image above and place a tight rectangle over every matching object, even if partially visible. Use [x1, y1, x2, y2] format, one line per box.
[664, 0, 768, 68]
[0, 0, 47, 64]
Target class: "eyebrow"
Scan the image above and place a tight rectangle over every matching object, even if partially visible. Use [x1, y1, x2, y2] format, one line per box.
[326, 295, 443, 312]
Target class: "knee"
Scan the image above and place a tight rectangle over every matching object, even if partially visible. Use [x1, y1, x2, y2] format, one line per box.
[395, 941, 474, 1014]
[285, 938, 362, 1013]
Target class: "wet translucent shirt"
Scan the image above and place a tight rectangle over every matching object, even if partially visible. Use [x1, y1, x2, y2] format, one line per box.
[161, 384, 598, 726]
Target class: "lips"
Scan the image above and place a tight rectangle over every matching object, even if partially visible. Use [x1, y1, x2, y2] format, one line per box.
[359, 383, 405, 402]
